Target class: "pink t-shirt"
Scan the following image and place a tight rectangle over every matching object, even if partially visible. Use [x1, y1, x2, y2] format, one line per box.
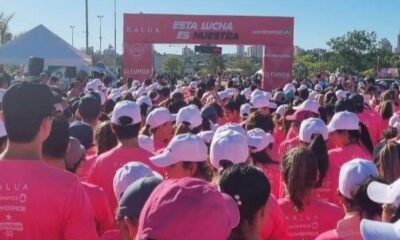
[100, 229, 123, 240]
[274, 128, 286, 148]
[0, 160, 98, 239]
[153, 138, 167, 153]
[285, 127, 297, 141]
[279, 137, 301, 155]
[312, 164, 341, 206]
[328, 144, 372, 169]
[357, 110, 382, 145]
[261, 195, 290, 240]
[316, 213, 362, 240]
[256, 163, 282, 197]
[278, 197, 344, 240]
[88, 145, 163, 214]
[79, 154, 96, 181]
[82, 182, 114, 236]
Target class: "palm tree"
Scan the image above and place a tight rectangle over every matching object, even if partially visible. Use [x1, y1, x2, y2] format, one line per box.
[0, 12, 14, 45]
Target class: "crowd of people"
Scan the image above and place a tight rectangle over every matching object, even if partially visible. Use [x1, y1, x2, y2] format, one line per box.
[1, 68, 400, 240]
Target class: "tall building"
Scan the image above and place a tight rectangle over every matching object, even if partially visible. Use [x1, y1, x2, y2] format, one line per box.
[236, 45, 245, 57]
[397, 32, 400, 53]
[246, 45, 263, 58]
[182, 46, 194, 57]
[379, 38, 392, 52]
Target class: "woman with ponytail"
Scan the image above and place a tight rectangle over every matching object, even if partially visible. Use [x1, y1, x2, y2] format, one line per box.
[327, 111, 373, 169]
[174, 105, 203, 135]
[278, 147, 343, 240]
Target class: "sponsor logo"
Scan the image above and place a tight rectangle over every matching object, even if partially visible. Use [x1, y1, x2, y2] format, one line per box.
[124, 68, 152, 75]
[264, 53, 291, 59]
[265, 71, 291, 79]
[252, 28, 292, 36]
[130, 44, 144, 57]
[126, 26, 160, 34]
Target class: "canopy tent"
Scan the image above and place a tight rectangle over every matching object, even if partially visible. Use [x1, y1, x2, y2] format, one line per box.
[0, 24, 92, 67]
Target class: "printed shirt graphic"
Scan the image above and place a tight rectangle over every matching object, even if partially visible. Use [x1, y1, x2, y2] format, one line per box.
[278, 197, 344, 240]
[0, 160, 98, 240]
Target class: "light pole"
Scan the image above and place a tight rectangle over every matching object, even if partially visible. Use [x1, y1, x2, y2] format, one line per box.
[114, 0, 117, 72]
[69, 25, 75, 47]
[97, 15, 104, 57]
[85, 0, 89, 54]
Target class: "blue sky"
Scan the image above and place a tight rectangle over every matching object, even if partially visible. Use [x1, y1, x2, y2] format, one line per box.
[4, 0, 400, 54]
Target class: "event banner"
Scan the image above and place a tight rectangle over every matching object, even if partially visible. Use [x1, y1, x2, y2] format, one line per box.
[262, 45, 293, 90]
[124, 14, 294, 46]
[123, 43, 153, 82]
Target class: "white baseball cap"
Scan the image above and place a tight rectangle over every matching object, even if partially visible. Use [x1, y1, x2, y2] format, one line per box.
[250, 94, 277, 109]
[146, 107, 174, 130]
[298, 84, 308, 91]
[389, 114, 400, 132]
[113, 162, 162, 201]
[361, 218, 400, 240]
[338, 158, 378, 199]
[85, 78, 104, 92]
[218, 90, 232, 101]
[299, 118, 328, 143]
[210, 130, 250, 169]
[367, 178, 400, 208]
[137, 95, 152, 108]
[0, 119, 7, 138]
[189, 81, 198, 90]
[247, 128, 274, 153]
[94, 90, 106, 105]
[240, 103, 251, 119]
[135, 86, 147, 97]
[138, 135, 155, 153]
[241, 88, 252, 100]
[111, 100, 142, 125]
[150, 133, 208, 167]
[283, 83, 296, 93]
[214, 123, 262, 147]
[176, 105, 203, 130]
[327, 111, 359, 132]
[250, 89, 264, 99]
[335, 90, 348, 100]
[308, 90, 318, 100]
[276, 104, 288, 116]
[109, 90, 122, 102]
[197, 130, 215, 144]
[293, 99, 320, 114]
[314, 84, 323, 91]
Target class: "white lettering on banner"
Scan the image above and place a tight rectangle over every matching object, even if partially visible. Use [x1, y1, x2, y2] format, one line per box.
[252, 28, 292, 36]
[200, 22, 233, 31]
[172, 21, 198, 30]
[265, 72, 291, 79]
[126, 26, 160, 34]
[124, 68, 151, 75]
[264, 53, 291, 59]
[176, 31, 190, 40]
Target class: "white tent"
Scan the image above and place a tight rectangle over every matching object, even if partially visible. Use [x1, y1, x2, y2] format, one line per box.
[0, 24, 92, 67]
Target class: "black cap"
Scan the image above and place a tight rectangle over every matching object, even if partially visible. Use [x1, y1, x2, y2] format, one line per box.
[117, 176, 162, 220]
[69, 121, 93, 150]
[78, 94, 101, 118]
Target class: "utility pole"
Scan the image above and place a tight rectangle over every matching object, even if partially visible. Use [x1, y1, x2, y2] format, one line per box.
[114, 0, 117, 73]
[97, 15, 104, 58]
[69, 26, 75, 47]
[85, 0, 89, 54]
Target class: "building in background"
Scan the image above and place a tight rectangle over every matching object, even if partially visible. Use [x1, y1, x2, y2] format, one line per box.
[236, 45, 245, 57]
[247, 45, 263, 58]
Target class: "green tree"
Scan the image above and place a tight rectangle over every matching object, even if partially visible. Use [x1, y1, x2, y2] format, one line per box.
[0, 12, 14, 45]
[226, 57, 256, 76]
[161, 55, 183, 75]
[207, 55, 224, 74]
[327, 30, 378, 73]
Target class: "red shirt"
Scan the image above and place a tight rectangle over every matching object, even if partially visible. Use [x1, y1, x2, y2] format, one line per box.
[100, 230, 123, 240]
[278, 197, 344, 240]
[0, 160, 98, 239]
[82, 182, 114, 236]
[273, 127, 286, 147]
[88, 145, 163, 214]
[256, 163, 282, 197]
[261, 195, 290, 240]
[328, 144, 372, 169]
[153, 138, 167, 153]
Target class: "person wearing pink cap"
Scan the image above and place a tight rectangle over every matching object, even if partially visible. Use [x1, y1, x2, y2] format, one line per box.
[150, 133, 212, 181]
[279, 109, 318, 155]
[141, 107, 174, 152]
[88, 101, 164, 215]
[137, 177, 240, 240]
[327, 111, 373, 169]
[219, 164, 271, 240]
[278, 147, 344, 240]
[317, 159, 382, 240]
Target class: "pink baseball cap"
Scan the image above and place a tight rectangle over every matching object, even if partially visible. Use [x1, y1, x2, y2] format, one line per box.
[137, 177, 240, 240]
